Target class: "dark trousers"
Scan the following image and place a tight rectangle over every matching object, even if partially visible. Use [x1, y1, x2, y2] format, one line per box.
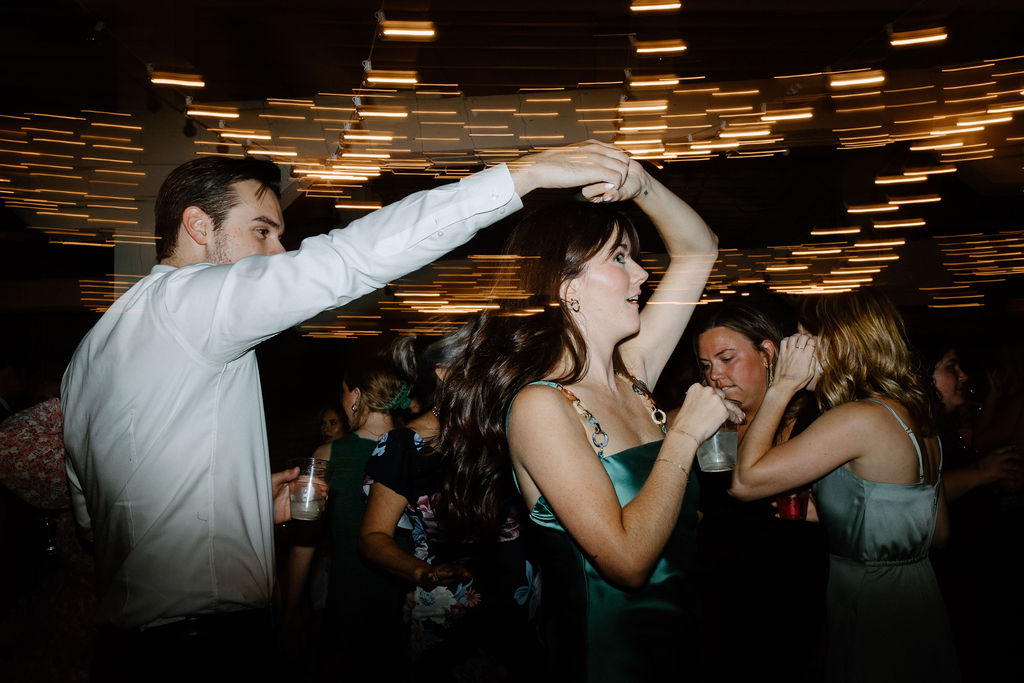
[91, 608, 276, 683]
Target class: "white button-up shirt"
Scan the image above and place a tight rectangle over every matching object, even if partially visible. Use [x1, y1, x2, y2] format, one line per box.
[61, 164, 520, 628]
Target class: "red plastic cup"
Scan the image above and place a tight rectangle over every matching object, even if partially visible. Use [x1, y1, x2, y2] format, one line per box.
[776, 489, 810, 521]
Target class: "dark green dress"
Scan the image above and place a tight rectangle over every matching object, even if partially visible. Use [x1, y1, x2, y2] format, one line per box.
[516, 382, 700, 682]
[324, 433, 408, 675]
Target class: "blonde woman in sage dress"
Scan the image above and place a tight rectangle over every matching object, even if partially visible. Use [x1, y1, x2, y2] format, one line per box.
[731, 290, 959, 683]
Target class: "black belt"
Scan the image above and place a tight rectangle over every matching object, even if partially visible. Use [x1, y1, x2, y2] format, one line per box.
[93, 608, 276, 682]
[102, 607, 274, 641]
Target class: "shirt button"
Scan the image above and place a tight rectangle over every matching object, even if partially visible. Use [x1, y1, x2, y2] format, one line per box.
[436, 230, 445, 237]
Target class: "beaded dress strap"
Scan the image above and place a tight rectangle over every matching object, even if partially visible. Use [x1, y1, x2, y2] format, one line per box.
[528, 381, 609, 458]
[524, 377, 669, 459]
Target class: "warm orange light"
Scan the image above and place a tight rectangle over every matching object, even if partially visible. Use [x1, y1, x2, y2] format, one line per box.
[635, 39, 688, 55]
[875, 175, 927, 185]
[847, 203, 899, 213]
[335, 201, 383, 210]
[380, 21, 436, 40]
[829, 70, 886, 88]
[890, 27, 948, 47]
[811, 227, 861, 236]
[186, 105, 239, 119]
[150, 71, 205, 88]
[761, 108, 813, 121]
[365, 70, 419, 86]
[357, 106, 409, 119]
[617, 100, 668, 113]
[629, 74, 681, 88]
[630, 0, 682, 11]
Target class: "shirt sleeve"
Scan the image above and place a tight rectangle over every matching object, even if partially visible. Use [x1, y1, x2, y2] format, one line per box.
[159, 163, 522, 363]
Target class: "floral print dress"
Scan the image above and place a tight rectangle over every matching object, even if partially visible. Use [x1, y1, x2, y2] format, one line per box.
[365, 427, 540, 682]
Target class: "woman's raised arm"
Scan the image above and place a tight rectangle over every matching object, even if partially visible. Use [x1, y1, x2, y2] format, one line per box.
[614, 162, 718, 387]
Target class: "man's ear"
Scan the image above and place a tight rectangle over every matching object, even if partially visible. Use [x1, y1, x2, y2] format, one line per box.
[181, 206, 213, 247]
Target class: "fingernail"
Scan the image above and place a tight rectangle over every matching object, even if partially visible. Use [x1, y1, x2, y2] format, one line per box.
[604, 183, 615, 188]
[603, 194, 613, 202]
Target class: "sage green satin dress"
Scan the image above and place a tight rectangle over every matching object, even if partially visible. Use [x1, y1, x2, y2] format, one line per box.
[516, 382, 700, 682]
[812, 399, 959, 682]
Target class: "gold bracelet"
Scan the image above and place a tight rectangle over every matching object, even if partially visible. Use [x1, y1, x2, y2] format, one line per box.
[655, 458, 690, 478]
[673, 429, 700, 449]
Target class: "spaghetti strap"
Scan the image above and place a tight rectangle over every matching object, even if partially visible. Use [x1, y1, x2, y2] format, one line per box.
[864, 397, 924, 480]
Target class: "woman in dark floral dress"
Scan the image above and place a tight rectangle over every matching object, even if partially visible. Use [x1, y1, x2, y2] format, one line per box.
[359, 331, 539, 682]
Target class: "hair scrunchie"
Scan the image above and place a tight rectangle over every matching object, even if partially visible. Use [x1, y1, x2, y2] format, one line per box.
[380, 382, 413, 411]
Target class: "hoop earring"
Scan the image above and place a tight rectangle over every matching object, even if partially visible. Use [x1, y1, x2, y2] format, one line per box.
[569, 298, 581, 313]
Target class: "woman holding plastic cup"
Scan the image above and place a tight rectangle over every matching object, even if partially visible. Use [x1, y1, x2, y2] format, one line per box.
[436, 152, 739, 682]
[693, 300, 827, 678]
[281, 354, 414, 677]
[730, 290, 959, 683]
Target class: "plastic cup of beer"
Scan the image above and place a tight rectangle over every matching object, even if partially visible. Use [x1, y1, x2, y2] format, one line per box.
[776, 488, 810, 520]
[288, 457, 329, 521]
[695, 425, 738, 473]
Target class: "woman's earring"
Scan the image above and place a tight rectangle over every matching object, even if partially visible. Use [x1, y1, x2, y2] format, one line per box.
[351, 403, 358, 413]
[569, 298, 581, 313]
[765, 362, 774, 387]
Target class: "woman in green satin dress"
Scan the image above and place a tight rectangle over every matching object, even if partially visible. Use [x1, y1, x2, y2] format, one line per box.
[731, 290, 959, 683]
[436, 147, 740, 681]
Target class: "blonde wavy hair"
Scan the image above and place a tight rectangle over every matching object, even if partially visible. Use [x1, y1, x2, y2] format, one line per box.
[798, 290, 937, 436]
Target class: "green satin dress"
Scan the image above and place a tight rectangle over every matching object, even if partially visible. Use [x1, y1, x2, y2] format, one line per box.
[812, 399, 959, 683]
[517, 382, 700, 682]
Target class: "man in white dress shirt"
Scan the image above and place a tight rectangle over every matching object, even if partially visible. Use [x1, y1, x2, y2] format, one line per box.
[60, 141, 631, 677]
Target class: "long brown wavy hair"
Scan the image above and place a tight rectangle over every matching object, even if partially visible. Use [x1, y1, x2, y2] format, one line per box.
[435, 201, 640, 539]
[798, 290, 938, 436]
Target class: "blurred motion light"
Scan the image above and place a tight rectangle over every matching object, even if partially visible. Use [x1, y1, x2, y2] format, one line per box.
[890, 27, 948, 47]
[847, 203, 899, 213]
[988, 101, 1024, 113]
[185, 105, 239, 119]
[365, 70, 419, 86]
[875, 174, 926, 185]
[150, 71, 205, 88]
[629, 74, 681, 89]
[635, 39, 688, 55]
[761, 107, 813, 121]
[630, 1, 682, 11]
[357, 106, 409, 119]
[618, 100, 668, 113]
[829, 70, 886, 89]
[380, 21, 436, 40]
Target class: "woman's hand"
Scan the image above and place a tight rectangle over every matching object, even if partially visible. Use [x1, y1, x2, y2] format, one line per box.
[414, 562, 472, 590]
[774, 334, 821, 395]
[669, 383, 742, 444]
[581, 158, 652, 203]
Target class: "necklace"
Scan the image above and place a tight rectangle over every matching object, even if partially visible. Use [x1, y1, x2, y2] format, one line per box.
[358, 427, 387, 441]
[615, 372, 668, 434]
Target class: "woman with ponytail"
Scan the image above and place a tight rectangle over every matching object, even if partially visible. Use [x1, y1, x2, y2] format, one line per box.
[436, 159, 738, 680]
[316, 353, 416, 677]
